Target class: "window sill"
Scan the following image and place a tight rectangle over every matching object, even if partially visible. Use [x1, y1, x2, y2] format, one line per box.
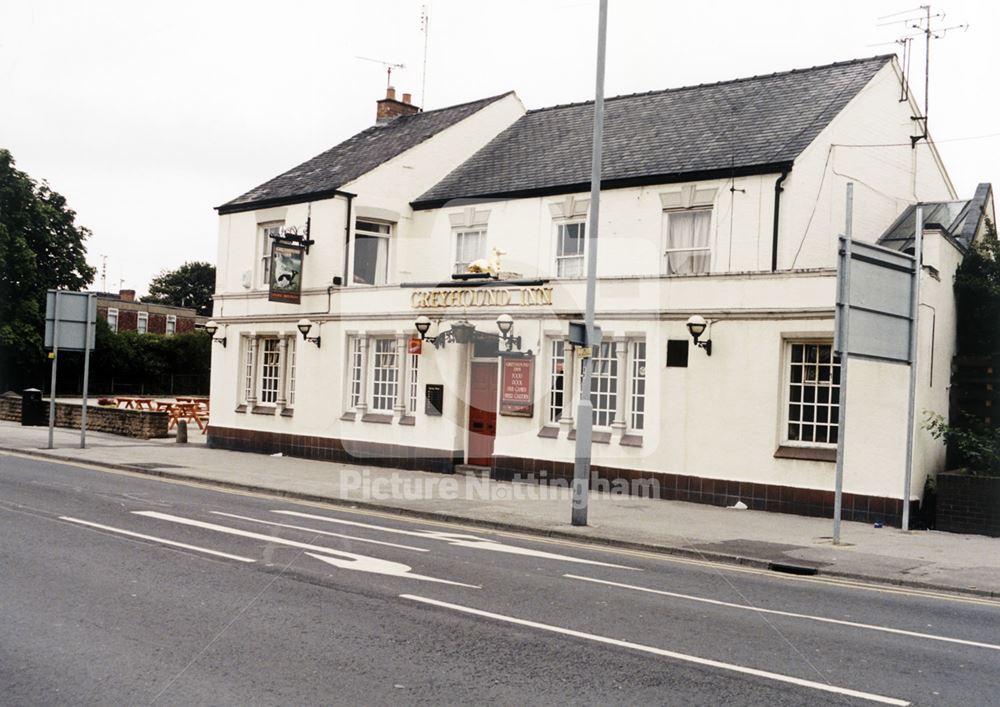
[399, 415, 416, 426]
[537, 426, 559, 439]
[280, 408, 294, 418]
[234, 404, 247, 414]
[774, 445, 836, 462]
[567, 429, 611, 444]
[620, 434, 644, 448]
[340, 412, 357, 422]
[251, 406, 276, 416]
[361, 413, 393, 424]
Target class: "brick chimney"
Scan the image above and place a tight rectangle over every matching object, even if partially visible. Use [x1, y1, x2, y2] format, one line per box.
[376, 86, 419, 124]
[119, 289, 135, 302]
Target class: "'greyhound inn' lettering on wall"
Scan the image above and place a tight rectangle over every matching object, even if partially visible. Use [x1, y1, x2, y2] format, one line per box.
[411, 287, 554, 309]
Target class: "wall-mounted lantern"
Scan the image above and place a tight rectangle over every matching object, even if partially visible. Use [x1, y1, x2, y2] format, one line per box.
[297, 318, 322, 348]
[413, 314, 522, 351]
[204, 320, 227, 347]
[685, 315, 713, 356]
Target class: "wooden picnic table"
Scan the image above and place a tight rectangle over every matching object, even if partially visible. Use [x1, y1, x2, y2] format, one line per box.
[168, 401, 209, 434]
[115, 397, 155, 410]
[176, 396, 210, 410]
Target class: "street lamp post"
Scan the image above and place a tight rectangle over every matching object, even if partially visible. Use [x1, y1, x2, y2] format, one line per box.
[571, 0, 608, 527]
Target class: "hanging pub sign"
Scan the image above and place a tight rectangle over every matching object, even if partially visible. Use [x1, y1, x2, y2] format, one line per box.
[499, 352, 534, 417]
[269, 241, 305, 303]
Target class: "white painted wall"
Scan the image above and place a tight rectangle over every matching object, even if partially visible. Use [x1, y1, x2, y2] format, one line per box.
[210, 61, 970, 507]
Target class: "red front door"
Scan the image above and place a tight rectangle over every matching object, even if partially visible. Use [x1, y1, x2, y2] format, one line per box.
[468, 361, 498, 466]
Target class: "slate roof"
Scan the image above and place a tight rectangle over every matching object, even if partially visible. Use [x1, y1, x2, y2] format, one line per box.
[218, 92, 514, 214]
[413, 55, 894, 209]
[879, 183, 994, 253]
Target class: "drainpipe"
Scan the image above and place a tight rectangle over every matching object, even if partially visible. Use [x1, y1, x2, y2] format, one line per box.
[342, 192, 355, 286]
[771, 168, 790, 272]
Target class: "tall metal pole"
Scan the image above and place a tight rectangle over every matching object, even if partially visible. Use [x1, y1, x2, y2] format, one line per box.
[833, 183, 854, 545]
[571, 0, 607, 527]
[47, 291, 61, 450]
[902, 204, 924, 531]
[80, 293, 94, 449]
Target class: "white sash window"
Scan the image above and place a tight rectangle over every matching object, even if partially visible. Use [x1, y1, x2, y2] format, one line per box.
[664, 208, 712, 275]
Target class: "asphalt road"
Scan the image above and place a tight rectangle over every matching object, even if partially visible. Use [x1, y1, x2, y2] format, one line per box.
[2, 452, 998, 706]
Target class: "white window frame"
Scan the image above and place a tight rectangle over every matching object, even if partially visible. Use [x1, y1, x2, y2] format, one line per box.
[454, 229, 487, 274]
[548, 339, 567, 424]
[286, 336, 296, 407]
[107, 307, 118, 333]
[555, 221, 586, 278]
[166, 314, 176, 336]
[408, 352, 419, 413]
[242, 336, 254, 405]
[783, 340, 841, 448]
[347, 336, 364, 411]
[629, 340, 647, 432]
[369, 337, 398, 412]
[353, 219, 392, 286]
[663, 207, 713, 276]
[257, 337, 281, 405]
[137, 311, 148, 335]
[259, 222, 283, 289]
[585, 340, 618, 429]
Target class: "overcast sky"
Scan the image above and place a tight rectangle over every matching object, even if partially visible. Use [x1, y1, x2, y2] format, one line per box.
[3, 1, 997, 296]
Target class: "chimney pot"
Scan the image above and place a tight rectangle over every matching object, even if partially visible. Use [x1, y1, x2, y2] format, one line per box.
[376, 87, 420, 124]
[119, 289, 135, 302]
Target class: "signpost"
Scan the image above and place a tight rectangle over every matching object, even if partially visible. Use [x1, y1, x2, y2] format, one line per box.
[832, 185, 919, 542]
[44, 290, 96, 449]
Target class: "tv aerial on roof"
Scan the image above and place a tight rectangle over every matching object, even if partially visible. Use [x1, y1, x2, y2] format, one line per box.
[356, 56, 406, 89]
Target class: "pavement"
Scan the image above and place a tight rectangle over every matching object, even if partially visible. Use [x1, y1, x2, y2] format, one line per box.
[3, 419, 1000, 599]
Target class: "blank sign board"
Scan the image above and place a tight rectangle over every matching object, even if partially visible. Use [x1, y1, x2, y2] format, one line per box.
[837, 239, 915, 364]
[44, 290, 96, 351]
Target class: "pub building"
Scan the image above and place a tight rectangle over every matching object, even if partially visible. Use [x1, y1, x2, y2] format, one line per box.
[207, 58, 994, 525]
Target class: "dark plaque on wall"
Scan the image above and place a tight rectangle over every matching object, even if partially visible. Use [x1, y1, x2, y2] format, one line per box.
[666, 339, 689, 368]
[425, 384, 444, 416]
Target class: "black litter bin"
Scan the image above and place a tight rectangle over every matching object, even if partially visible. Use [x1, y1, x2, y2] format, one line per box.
[21, 388, 45, 426]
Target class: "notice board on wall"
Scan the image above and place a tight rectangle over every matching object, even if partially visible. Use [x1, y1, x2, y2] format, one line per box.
[499, 353, 534, 417]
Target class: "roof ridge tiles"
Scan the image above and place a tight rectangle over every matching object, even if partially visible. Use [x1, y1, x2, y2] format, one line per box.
[525, 54, 895, 114]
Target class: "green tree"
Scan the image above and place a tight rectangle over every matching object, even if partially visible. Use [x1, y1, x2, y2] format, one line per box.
[955, 218, 1000, 355]
[141, 261, 216, 316]
[0, 149, 95, 391]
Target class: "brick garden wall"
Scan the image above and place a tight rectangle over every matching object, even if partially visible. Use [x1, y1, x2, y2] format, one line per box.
[0, 396, 168, 439]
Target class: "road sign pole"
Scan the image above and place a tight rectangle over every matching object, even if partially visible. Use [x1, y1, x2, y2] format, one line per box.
[80, 293, 95, 449]
[47, 291, 61, 449]
[833, 183, 854, 545]
[901, 204, 923, 531]
[571, 0, 607, 527]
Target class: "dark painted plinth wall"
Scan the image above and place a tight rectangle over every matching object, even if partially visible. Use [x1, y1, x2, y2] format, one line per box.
[207, 426, 916, 526]
[207, 426, 461, 474]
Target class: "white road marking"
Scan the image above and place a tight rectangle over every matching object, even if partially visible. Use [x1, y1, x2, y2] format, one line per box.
[209, 511, 429, 552]
[134, 511, 478, 588]
[273, 510, 638, 570]
[400, 594, 910, 706]
[564, 574, 1000, 653]
[60, 516, 255, 563]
